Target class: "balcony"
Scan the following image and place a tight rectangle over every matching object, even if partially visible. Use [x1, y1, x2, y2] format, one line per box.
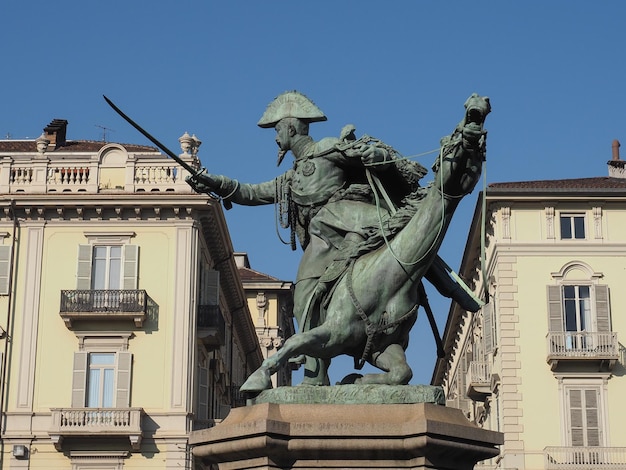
[465, 361, 492, 401]
[1, 152, 195, 194]
[546, 332, 619, 370]
[49, 407, 144, 451]
[60, 290, 148, 328]
[545, 446, 626, 469]
[197, 305, 225, 349]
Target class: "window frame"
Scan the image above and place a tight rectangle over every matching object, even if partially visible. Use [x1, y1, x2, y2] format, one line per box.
[559, 213, 586, 240]
[548, 283, 611, 335]
[72, 333, 133, 409]
[559, 378, 610, 448]
[77, 244, 139, 291]
[87, 352, 116, 408]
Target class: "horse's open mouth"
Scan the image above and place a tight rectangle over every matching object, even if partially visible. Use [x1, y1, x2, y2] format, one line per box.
[466, 107, 485, 126]
[464, 94, 491, 127]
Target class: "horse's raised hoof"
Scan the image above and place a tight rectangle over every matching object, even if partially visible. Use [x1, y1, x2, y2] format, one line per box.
[240, 368, 272, 393]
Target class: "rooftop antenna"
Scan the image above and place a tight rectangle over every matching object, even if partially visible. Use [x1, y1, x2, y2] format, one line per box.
[95, 124, 115, 142]
[4, 133, 11, 140]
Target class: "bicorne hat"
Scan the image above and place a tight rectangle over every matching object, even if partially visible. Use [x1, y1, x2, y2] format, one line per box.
[257, 91, 327, 128]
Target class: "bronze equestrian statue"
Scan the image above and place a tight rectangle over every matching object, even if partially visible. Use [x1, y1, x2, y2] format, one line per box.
[185, 91, 490, 391]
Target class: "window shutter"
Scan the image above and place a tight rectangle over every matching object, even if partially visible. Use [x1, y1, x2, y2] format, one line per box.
[0, 245, 11, 295]
[207, 270, 220, 306]
[569, 389, 584, 446]
[594, 285, 611, 332]
[483, 302, 493, 354]
[547, 285, 563, 331]
[71, 352, 88, 407]
[458, 352, 470, 411]
[115, 352, 132, 407]
[76, 245, 92, 290]
[585, 389, 601, 446]
[122, 245, 139, 290]
[197, 360, 209, 421]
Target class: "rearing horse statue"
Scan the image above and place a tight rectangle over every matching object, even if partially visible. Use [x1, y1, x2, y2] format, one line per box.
[240, 93, 491, 392]
[104, 91, 490, 391]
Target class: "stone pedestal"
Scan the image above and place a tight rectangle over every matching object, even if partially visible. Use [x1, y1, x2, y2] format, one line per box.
[190, 386, 503, 470]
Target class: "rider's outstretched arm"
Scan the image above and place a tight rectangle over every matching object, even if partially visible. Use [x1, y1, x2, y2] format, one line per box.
[187, 171, 281, 206]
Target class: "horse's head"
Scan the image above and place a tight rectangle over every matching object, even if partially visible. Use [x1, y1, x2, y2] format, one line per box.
[463, 94, 491, 129]
[434, 94, 491, 198]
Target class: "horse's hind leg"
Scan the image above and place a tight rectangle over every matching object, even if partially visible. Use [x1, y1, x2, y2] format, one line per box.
[240, 324, 333, 393]
[356, 343, 413, 385]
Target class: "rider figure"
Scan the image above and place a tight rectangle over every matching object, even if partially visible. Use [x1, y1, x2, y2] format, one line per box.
[187, 91, 479, 386]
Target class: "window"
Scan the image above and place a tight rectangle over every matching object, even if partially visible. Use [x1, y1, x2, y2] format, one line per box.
[87, 353, 115, 408]
[93, 246, 122, 290]
[568, 388, 601, 446]
[547, 282, 613, 356]
[483, 302, 496, 354]
[560, 214, 585, 239]
[548, 284, 610, 334]
[77, 244, 138, 290]
[563, 385, 605, 447]
[72, 335, 133, 408]
[0, 245, 11, 295]
[196, 348, 210, 422]
[563, 286, 591, 332]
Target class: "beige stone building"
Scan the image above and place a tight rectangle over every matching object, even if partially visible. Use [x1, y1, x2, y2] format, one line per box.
[0, 120, 266, 469]
[235, 253, 295, 388]
[433, 142, 626, 469]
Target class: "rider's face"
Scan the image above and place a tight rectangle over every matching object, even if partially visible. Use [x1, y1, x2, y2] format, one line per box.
[275, 120, 292, 152]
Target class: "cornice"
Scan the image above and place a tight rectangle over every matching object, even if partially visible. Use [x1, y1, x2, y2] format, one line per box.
[491, 241, 626, 257]
[0, 194, 216, 222]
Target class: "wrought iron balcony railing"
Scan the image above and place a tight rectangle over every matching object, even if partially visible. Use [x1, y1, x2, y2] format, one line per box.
[546, 332, 619, 370]
[49, 407, 144, 451]
[197, 305, 225, 348]
[545, 446, 626, 469]
[59, 289, 148, 328]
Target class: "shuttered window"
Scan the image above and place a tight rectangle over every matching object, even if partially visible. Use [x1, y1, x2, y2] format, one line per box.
[547, 284, 611, 333]
[197, 351, 210, 421]
[76, 244, 139, 290]
[0, 245, 12, 295]
[567, 388, 602, 447]
[71, 351, 132, 408]
[483, 302, 495, 354]
[206, 270, 220, 306]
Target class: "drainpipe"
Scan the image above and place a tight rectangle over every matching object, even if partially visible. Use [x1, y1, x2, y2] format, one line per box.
[1, 200, 18, 435]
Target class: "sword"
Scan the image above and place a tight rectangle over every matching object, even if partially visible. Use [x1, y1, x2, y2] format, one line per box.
[103, 95, 202, 177]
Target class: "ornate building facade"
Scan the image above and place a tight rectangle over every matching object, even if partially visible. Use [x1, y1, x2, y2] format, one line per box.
[0, 120, 264, 469]
[433, 141, 626, 469]
[235, 253, 295, 388]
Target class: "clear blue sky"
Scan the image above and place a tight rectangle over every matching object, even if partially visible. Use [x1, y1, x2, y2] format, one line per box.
[3, 1, 625, 385]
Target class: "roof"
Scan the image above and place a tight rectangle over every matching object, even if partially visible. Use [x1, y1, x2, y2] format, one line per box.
[488, 176, 626, 192]
[238, 266, 283, 283]
[0, 140, 158, 153]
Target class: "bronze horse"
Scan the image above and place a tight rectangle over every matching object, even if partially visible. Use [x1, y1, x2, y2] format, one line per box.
[241, 94, 491, 392]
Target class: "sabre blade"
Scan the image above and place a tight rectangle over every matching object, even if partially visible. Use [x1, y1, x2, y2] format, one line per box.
[103, 95, 200, 175]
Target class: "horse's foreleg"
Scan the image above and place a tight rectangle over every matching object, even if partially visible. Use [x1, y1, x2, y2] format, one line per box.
[240, 325, 333, 393]
[355, 343, 413, 385]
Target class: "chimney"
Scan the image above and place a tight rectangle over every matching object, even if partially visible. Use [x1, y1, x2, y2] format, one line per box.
[607, 139, 626, 178]
[43, 119, 68, 149]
